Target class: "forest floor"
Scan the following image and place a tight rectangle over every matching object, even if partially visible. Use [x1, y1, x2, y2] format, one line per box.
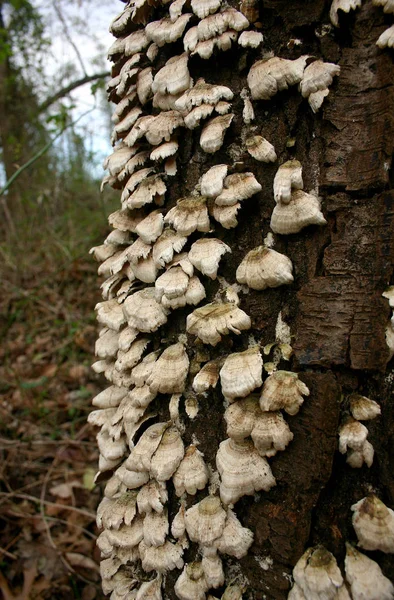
[0, 257, 108, 599]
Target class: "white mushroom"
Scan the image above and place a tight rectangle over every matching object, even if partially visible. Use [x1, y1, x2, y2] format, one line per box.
[259, 371, 310, 416]
[123, 288, 169, 333]
[193, 360, 221, 393]
[377, 25, 394, 48]
[338, 417, 369, 454]
[300, 61, 340, 97]
[351, 495, 394, 553]
[173, 445, 210, 496]
[189, 238, 231, 279]
[152, 54, 191, 96]
[330, 0, 363, 27]
[174, 562, 209, 600]
[92, 386, 129, 409]
[186, 302, 252, 346]
[175, 78, 233, 113]
[247, 55, 309, 100]
[184, 104, 215, 129]
[145, 14, 193, 47]
[346, 440, 375, 469]
[238, 30, 264, 48]
[143, 509, 169, 547]
[200, 164, 228, 198]
[344, 543, 394, 600]
[185, 496, 227, 545]
[291, 546, 349, 600]
[191, 0, 222, 19]
[139, 539, 184, 572]
[124, 175, 167, 210]
[136, 576, 163, 600]
[96, 492, 137, 529]
[211, 202, 241, 229]
[153, 229, 188, 267]
[126, 422, 168, 472]
[216, 438, 276, 504]
[164, 197, 210, 236]
[373, 0, 394, 12]
[349, 394, 381, 421]
[246, 135, 277, 163]
[220, 346, 263, 402]
[136, 67, 154, 105]
[147, 343, 189, 394]
[150, 426, 185, 481]
[273, 160, 304, 204]
[135, 211, 164, 244]
[200, 114, 234, 153]
[137, 480, 168, 514]
[96, 299, 126, 331]
[171, 504, 186, 539]
[213, 508, 254, 558]
[214, 172, 262, 206]
[201, 553, 225, 589]
[115, 337, 150, 373]
[236, 246, 294, 291]
[97, 517, 144, 556]
[270, 190, 327, 234]
[251, 411, 294, 457]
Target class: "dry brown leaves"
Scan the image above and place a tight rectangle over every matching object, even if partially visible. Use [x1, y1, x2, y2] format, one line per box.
[0, 260, 105, 599]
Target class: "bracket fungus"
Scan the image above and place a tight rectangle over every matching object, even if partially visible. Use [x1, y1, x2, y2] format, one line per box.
[146, 343, 189, 394]
[200, 114, 234, 153]
[270, 190, 327, 235]
[152, 54, 192, 96]
[186, 301, 252, 346]
[260, 371, 310, 415]
[191, 0, 222, 19]
[200, 164, 228, 197]
[330, 0, 363, 27]
[214, 172, 262, 206]
[273, 160, 304, 205]
[184, 496, 227, 545]
[165, 196, 210, 236]
[123, 288, 169, 333]
[219, 346, 263, 402]
[173, 445, 210, 495]
[236, 246, 294, 291]
[349, 393, 381, 421]
[373, 0, 394, 11]
[192, 359, 221, 393]
[245, 135, 277, 163]
[238, 30, 264, 48]
[377, 25, 394, 48]
[216, 438, 276, 505]
[351, 495, 394, 553]
[91, 0, 393, 597]
[174, 562, 209, 600]
[344, 543, 394, 600]
[189, 238, 231, 279]
[247, 55, 309, 100]
[213, 508, 254, 558]
[289, 546, 350, 600]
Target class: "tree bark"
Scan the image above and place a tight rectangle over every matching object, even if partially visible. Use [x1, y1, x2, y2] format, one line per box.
[94, 1, 394, 598]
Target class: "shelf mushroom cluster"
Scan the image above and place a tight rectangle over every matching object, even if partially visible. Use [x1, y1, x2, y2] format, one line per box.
[91, 0, 393, 598]
[288, 544, 394, 600]
[338, 393, 381, 468]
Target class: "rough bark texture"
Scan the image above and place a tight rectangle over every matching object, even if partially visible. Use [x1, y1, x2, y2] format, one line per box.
[96, 0, 394, 598]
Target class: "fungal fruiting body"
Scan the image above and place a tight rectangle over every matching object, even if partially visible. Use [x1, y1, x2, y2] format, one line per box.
[91, 0, 394, 598]
[351, 495, 394, 553]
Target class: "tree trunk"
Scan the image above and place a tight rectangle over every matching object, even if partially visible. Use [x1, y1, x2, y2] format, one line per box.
[93, 1, 394, 598]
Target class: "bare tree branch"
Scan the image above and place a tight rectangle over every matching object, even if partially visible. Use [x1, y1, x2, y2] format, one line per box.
[52, 1, 88, 77]
[38, 71, 109, 112]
